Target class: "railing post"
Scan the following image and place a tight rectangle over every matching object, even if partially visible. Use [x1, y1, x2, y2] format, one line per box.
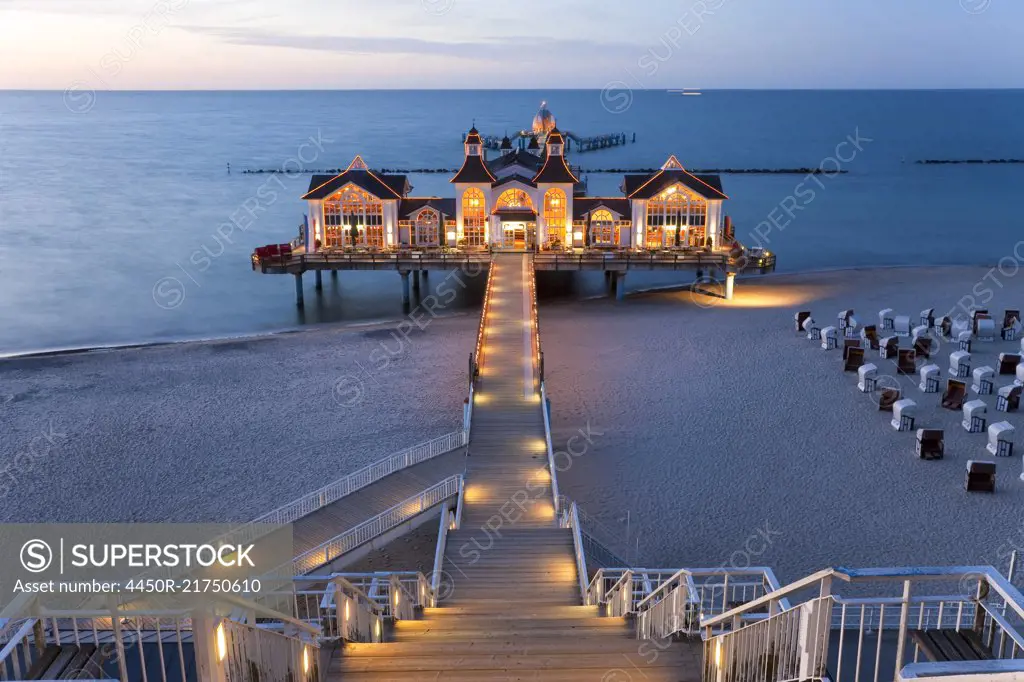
[894, 580, 913, 679]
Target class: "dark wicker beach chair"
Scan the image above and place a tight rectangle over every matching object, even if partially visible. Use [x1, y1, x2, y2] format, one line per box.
[999, 353, 1021, 375]
[878, 387, 901, 412]
[916, 429, 944, 460]
[861, 325, 880, 350]
[941, 379, 967, 411]
[795, 311, 812, 333]
[965, 460, 996, 493]
[1003, 309, 1020, 340]
[880, 336, 898, 359]
[998, 385, 1022, 412]
[971, 309, 989, 335]
[939, 316, 953, 338]
[844, 347, 865, 372]
[843, 339, 861, 359]
[897, 349, 917, 375]
[913, 335, 933, 360]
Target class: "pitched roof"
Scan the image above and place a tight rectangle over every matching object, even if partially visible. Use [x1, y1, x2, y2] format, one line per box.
[500, 135, 513, 150]
[572, 198, 632, 220]
[465, 126, 482, 145]
[527, 137, 540, 150]
[533, 153, 579, 185]
[493, 173, 536, 189]
[399, 197, 457, 219]
[489, 150, 543, 174]
[450, 154, 497, 184]
[303, 169, 407, 200]
[622, 169, 727, 200]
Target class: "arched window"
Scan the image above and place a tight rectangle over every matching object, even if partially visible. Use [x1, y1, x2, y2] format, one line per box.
[324, 186, 384, 248]
[645, 186, 707, 248]
[496, 189, 534, 210]
[413, 208, 439, 246]
[589, 209, 617, 246]
[543, 189, 567, 247]
[462, 188, 486, 248]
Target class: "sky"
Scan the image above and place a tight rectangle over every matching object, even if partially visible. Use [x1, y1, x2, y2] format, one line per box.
[0, 0, 1021, 90]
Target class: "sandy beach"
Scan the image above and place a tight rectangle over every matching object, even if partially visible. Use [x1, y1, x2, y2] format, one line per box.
[543, 266, 1024, 584]
[0, 316, 474, 523]
[6, 265, 1024, 587]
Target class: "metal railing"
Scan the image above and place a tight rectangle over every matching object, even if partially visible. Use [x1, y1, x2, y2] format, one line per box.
[290, 575, 385, 643]
[471, 259, 495, 382]
[701, 565, 1024, 682]
[534, 250, 730, 269]
[431, 481, 464, 606]
[222, 617, 319, 682]
[558, 500, 589, 604]
[255, 250, 492, 271]
[289, 475, 463, 575]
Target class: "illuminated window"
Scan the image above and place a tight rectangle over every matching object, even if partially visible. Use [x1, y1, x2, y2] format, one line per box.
[462, 188, 487, 248]
[413, 209, 440, 246]
[543, 189, 567, 247]
[496, 189, 534, 210]
[646, 186, 707, 247]
[589, 210, 618, 246]
[324, 186, 383, 248]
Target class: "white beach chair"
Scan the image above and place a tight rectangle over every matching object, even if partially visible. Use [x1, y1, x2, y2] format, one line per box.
[976, 316, 996, 342]
[879, 308, 894, 332]
[987, 421, 1015, 457]
[958, 331, 972, 353]
[795, 311, 811, 333]
[803, 316, 819, 341]
[919, 364, 940, 393]
[950, 350, 971, 379]
[858, 363, 878, 393]
[952, 317, 970, 342]
[998, 384, 1022, 412]
[821, 326, 838, 350]
[891, 399, 917, 432]
[920, 308, 935, 328]
[894, 315, 912, 337]
[962, 399, 987, 433]
[971, 366, 995, 395]
[912, 325, 929, 342]
[1016, 363, 1024, 387]
[880, 336, 898, 359]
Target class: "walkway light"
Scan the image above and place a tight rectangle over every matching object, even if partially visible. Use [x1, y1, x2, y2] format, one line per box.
[302, 646, 310, 674]
[215, 622, 227, 661]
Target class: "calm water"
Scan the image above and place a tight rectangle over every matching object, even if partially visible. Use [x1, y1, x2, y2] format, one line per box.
[1, 89, 1023, 356]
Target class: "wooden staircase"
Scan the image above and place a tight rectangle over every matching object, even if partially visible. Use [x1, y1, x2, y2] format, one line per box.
[331, 254, 702, 680]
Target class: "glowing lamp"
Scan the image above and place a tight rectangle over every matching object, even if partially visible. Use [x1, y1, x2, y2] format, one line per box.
[573, 231, 583, 242]
[446, 231, 457, 241]
[215, 622, 227, 661]
[302, 646, 310, 674]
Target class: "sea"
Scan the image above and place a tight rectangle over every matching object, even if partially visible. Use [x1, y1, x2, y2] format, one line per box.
[2, 89, 1023, 357]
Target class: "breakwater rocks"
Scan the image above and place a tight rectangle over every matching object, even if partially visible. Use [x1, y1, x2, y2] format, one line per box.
[916, 159, 1024, 165]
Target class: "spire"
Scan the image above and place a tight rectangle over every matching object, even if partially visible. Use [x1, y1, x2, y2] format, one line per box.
[661, 155, 685, 171]
[546, 127, 565, 157]
[346, 155, 369, 171]
[464, 124, 482, 156]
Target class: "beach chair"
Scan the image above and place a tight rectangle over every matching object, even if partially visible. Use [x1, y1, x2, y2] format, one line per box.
[976, 315, 996, 342]
[987, 422, 1015, 457]
[965, 461, 996, 493]
[880, 336, 898, 360]
[942, 379, 967, 411]
[803, 316, 820, 341]
[970, 308, 989, 332]
[950, 350, 971, 379]
[913, 335, 933, 360]
[971, 366, 994, 395]
[879, 309, 895, 332]
[997, 385, 1022, 413]
[894, 315, 912, 338]
[878, 387, 901, 412]
[843, 339, 861, 359]
[821, 326, 838, 350]
[844, 347, 865, 372]
[891, 399, 917, 432]
[952, 317, 971, 342]
[919, 364, 940, 393]
[938, 316, 953, 339]
[916, 429, 944, 460]
[957, 331, 972, 353]
[1017, 364, 1024, 387]
[858, 363, 878, 393]
[962, 399, 987, 433]
[1002, 310, 1020, 341]
[795, 311, 811, 333]
[920, 308, 935, 328]
[897, 349, 917, 376]
[998, 353, 1021, 376]
[861, 325, 880, 350]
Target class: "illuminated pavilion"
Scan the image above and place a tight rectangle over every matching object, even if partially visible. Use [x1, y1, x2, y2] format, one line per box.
[300, 121, 729, 253]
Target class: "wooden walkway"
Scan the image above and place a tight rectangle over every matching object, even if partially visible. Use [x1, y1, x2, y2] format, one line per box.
[290, 448, 466, 558]
[333, 254, 703, 680]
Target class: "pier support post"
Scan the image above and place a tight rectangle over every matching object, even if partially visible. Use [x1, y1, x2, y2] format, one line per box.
[400, 271, 411, 305]
[294, 273, 304, 309]
[315, 270, 323, 292]
[331, 270, 338, 281]
[413, 270, 421, 294]
[725, 272, 736, 301]
[616, 272, 627, 301]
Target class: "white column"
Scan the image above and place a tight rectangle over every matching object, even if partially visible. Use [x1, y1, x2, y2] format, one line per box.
[726, 272, 736, 300]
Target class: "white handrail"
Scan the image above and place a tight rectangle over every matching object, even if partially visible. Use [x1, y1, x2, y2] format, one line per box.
[540, 382, 560, 514]
[560, 501, 589, 604]
[290, 475, 463, 575]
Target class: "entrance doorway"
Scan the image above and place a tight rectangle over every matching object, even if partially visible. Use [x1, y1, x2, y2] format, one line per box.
[503, 222, 526, 249]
